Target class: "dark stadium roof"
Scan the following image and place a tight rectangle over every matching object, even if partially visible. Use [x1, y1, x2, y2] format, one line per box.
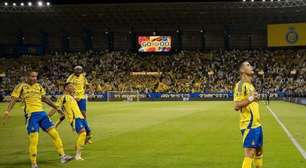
[1, 0, 243, 5]
[51, 0, 241, 5]
[1, 1, 306, 33]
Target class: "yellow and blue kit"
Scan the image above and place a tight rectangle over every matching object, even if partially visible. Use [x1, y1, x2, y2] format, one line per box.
[56, 94, 91, 134]
[66, 73, 88, 112]
[11, 82, 54, 134]
[234, 81, 263, 148]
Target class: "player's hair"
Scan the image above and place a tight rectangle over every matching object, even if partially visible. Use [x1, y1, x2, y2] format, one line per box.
[24, 70, 38, 77]
[238, 60, 249, 71]
[64, 82, 72, 89]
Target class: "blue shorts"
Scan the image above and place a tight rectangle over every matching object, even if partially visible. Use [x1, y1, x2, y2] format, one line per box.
[241, 126, 263, 148]
[77, 99, 87, 112]
[26, 112, 54, 134]
[72, 118, 91, 134]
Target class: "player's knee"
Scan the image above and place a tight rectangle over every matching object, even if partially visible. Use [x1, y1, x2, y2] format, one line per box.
[47, 128, 59, 139]
[256, 149, 263, 157]
[245, 148, 256, 157]
[79, 129, 87, 135]
[29, 133, 39, 144]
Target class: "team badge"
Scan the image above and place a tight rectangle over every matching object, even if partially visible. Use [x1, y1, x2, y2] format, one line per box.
[286, 27, 298, 44]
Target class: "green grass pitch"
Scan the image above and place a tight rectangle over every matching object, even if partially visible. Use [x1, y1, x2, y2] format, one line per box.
[0, 101, 305, 168]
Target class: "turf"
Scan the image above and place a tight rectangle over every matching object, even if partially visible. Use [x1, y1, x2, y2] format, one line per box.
[0, 101, 305, 168]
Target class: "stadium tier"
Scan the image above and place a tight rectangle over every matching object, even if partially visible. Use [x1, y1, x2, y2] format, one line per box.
[0, 49, 305, 100]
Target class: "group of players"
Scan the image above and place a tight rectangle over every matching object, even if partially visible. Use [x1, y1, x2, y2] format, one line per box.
[2, 66, 92, 168]
[2, 61, 263, 168]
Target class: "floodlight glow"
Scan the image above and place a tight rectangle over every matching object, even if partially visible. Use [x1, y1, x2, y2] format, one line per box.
[13, 2, 16, 6]
[28, 2, 32, 6]
[4, 2, 8, 6]
[21, 2, 24, 6]
[37, 1, 43, 7]
[46, 2, 50, 6]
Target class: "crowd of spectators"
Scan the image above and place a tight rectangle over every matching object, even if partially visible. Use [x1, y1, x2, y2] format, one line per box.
[0, 49, 305, 97]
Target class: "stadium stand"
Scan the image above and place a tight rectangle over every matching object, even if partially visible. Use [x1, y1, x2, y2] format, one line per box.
[0, 49, 305, 98]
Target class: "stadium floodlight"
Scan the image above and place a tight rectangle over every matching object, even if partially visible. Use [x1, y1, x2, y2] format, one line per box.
[4, 2, 8, 6]
[28, 2, 32, 6]
[262, 0, 265, 2]
[46, 2, 50, 6]
[242, 0, 246, 2]
[12, 2, 16, 6]
[251, 0, 254, 2]
[37, 1, 43, 7]
[20, 2, 24, 6]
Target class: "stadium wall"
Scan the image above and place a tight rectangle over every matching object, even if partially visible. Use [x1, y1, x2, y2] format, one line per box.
[0, 24, 268, 55]
[281, 97, 306, 106]
[0, 92, 289, 102]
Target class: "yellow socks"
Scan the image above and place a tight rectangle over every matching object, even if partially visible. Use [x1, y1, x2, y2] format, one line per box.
[254, 155, 263, 168]
[242, 157, 253, 168]
[47, 128, 65, 156]
[29, 132, 39, 166]
[76, 131, 87, 151]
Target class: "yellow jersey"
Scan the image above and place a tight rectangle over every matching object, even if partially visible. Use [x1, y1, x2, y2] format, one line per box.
[233, 81, 261, 130]
[11, 82, 46, 114]
[66, 73, 88, 99]
[56, 94, 84, 124]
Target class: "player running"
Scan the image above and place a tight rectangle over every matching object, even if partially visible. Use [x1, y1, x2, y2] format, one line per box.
[233, 61, 263, 168]
[66, 66, 93, 144]
[49, 82, 91, 160]
[2, 71, 73, 168]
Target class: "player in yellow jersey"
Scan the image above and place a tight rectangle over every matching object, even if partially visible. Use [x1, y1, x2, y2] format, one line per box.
[49, 82, 91, 160]
[66, 66, 92, 143]
[66, 66, 90, 118]
[234, 61, 263, 168]
[2, 71, 73, 168]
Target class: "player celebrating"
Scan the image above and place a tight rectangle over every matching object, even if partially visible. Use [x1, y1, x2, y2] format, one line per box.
[66, 66, 92, 143]
[2, 71, 73, 168]
[233, 61, 263, 168]
[49, 82, 91, 160]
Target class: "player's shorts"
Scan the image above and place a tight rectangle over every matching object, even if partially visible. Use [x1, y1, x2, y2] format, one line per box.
[26, 111, 54, 134]
[241, 126, 263, 148]
[72, 118, 91, 134]
[77, 99, 87, 112]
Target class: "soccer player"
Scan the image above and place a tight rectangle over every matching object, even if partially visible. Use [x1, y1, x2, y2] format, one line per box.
[49, 82, 91, 160]
[66, 66, 92, 143]
[233, 61, 263, 168]
[2, 71, 73, 168]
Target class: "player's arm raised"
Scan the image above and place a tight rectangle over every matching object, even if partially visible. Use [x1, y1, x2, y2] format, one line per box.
[234, 91, 259, 111]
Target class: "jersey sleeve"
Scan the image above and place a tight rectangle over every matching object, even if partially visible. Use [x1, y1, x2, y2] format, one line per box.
[55, 96, 64, 109]
[11, 83, 24, 98]
[84, 76, 89, 86]
[63, 96, 74, 122]
[66, 74, 73, 83]
[233, 82, 247, 102]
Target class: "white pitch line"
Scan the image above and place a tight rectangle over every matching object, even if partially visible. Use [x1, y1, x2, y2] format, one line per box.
[266, 105, 306, 159]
